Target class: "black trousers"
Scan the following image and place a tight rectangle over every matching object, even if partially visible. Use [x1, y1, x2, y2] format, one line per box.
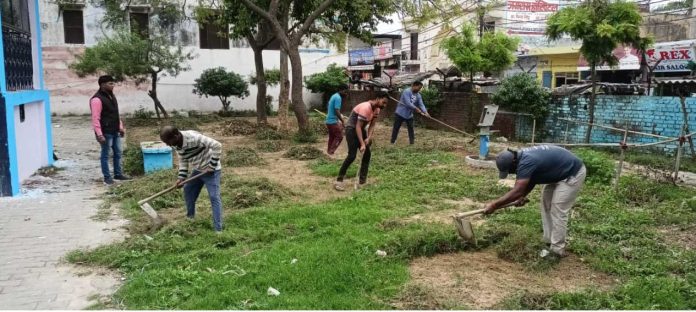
[337, 127, 371, 183]
[391, 114, 415, 144]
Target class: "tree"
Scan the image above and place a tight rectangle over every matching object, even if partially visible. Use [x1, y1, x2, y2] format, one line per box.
[492, 73, 551, 120]
[233, 0, 393, 132]
[193, 67, 250, 113]
[196, 4, 277, 124]
[546, 0, 649, 143]
[441, 23, 519, 82]
[71, 29, 193, 119]
[304, 64, 347, 94]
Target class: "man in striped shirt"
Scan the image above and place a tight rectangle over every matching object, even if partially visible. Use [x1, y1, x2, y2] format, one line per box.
[160, 126, 224, 233]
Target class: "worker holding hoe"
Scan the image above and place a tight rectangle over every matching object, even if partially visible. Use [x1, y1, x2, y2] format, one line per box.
[160, 126, 224, 233]
[484, 145, 586, 260]
[334, 92, 389, 191]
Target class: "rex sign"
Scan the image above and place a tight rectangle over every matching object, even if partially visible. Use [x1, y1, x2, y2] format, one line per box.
[646, 40, 696, 73]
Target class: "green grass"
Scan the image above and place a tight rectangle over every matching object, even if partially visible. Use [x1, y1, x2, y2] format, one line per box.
[68, 142, 696, 309]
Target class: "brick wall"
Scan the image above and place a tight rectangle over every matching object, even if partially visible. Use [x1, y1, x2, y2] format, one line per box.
[544, 95, 696, 154]
[343, 90, 496, 135]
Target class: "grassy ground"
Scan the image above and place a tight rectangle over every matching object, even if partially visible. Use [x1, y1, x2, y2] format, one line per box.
[68, 116, 696, 309]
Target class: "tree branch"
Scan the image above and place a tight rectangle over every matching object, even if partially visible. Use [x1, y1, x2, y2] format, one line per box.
[238, 0, 289, 48]
[238, 0, 275, 24]
[298, 0, 337, 39]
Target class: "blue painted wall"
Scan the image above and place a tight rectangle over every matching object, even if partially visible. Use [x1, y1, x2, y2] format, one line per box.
[0, 0, 53, 196]
[543, 95, 696, 155]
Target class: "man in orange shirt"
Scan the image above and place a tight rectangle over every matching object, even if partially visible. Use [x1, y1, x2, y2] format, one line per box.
[334, 92, 388, 191]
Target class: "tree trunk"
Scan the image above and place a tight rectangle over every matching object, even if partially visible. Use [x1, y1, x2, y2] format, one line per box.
[279, 47, 290, 131]
[148, 72, 168, 119]
[585, 63, 597, 144]
[252, 45, 268, 124]
[287, 45, 309, 132]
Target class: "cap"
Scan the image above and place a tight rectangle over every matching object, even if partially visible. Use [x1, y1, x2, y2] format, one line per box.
[98, 75, 115, 85]
[496, 150, 515, 179]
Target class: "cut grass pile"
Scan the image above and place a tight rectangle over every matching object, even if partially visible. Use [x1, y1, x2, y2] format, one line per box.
[71, 140, 696, 309]
[283, 145, 324, 160]
[256, 140, 287, 153]
[224, 147, 266, 167]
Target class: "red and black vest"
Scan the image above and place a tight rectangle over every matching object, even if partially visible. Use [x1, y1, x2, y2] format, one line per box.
[91, 90, 120, 134]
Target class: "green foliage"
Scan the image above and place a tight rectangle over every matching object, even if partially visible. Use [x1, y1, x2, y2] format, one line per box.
[419, 87, 443, 116]
[132, 106, 155, 120]
[255, 127, 285, 141]
[250, 68, 281, 87]
[304, 64, 347, 94]
[441, 24, 519, 78]
[71, 29, 192, 85]
[193, 67, 250, 112]
[283, 146, 324, 160]
[123, 143, 144, 176]
[546, 0, 650, 68]
[572, 148, 615, 185]
[492, 74, 551, 119]
[224, 147, 266, 167]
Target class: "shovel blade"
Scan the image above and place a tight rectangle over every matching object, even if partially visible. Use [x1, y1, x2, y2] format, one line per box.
[452, 216, 475, 244]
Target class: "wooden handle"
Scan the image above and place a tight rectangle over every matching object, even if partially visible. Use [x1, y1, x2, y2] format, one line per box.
[314, 109, 327, 117]
[138, 171, 208, 204]
[452, 201, 519, 219]
[387, 95, 474, 137]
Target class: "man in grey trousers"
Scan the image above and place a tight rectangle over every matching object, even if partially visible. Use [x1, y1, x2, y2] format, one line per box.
[483, 145, 586, 260]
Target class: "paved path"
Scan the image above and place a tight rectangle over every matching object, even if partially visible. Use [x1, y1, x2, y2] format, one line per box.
[0, 117, 127, 309]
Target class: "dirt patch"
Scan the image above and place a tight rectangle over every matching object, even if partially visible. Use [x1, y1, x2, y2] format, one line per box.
[659, 225, 696, 250]
[397, 250, 616, 309]
[232, 152, 346, 203]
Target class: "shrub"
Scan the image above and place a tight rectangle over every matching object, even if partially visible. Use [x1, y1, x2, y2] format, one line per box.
[224, 147, 266, 167]
[304, 63, 347, 94]
[133, 106, 155, 119]
[492, 73, 551, 120]
[255, 127, 285, 140]
[419, 87, 443, 116]
[573, 148, 614, 185]
[193, 67, 249, 112]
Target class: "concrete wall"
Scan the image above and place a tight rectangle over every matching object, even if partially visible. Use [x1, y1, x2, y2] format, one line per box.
[544, 95, 696, 154]
[38, 0, 348, 115]
[14, 101, 48, 181]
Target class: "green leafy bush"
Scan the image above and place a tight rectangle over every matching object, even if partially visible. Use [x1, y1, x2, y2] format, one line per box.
[304, 63, 347, 94]
[193, 67, 249, 112]
[419, 87, 443, 116]
[573, 148, 614, 185]
[293, 129, 319, 144]
[492, 73, 551, 120]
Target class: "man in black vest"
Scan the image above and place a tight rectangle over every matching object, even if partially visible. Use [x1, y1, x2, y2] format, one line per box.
[90, 75, 131, 185]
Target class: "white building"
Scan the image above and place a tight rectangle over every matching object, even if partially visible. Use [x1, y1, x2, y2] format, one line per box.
[38, 0, 347, 115]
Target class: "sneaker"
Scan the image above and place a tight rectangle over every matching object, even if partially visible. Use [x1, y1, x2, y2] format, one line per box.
[334, 181, 346, 191]
[215, 231, 223, 235]
[103, 177, 114, 186]
[540, 249, 562, 262]
[114, 174, 132, 181]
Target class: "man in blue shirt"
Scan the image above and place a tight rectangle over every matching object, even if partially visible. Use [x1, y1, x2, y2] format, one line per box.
[325, 85, 349, 158]
[391, 81, 429, 145]
[483, 145, 586, 260]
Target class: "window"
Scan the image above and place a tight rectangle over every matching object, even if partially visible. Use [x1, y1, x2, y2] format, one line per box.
[554, 72, 579, 87]
[199, 19, 229, 50]
[410, 33, 418, 60]
[2, 0, 31, 32]
[62, 10, 84, 44]
[129, 12, 149, 39]
[19, 104, 25, 122]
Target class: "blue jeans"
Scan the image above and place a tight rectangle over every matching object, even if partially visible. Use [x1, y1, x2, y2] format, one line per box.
[184, 170, 223, 231]
[100, 133, 122, 179]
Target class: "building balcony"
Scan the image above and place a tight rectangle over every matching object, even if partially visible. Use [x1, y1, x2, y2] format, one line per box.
[2, 26, 34, 92]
